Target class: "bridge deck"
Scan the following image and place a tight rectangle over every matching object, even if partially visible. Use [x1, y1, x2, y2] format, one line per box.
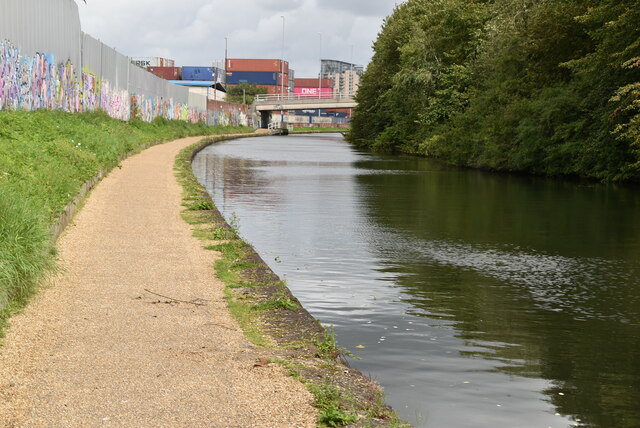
[253, 92, 356, 111]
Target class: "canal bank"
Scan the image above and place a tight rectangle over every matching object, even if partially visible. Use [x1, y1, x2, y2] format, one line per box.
[179, 135, 407, 427]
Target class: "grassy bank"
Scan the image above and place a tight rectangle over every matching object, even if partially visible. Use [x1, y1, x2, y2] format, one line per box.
[0, 110, 251, 334]
[292, 127, 348, 134]
[175, 137, 408, 427]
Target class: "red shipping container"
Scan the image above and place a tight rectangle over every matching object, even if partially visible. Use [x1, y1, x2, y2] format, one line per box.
[294, 78, 333, 89]
[227, 58, 289, 75]
[147, 66, 181, 80]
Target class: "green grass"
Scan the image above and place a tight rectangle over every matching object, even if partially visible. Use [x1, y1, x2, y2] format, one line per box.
[291, 127, 348, 134]
[0, 110, 252, 337]
[253, 296, 298, 311]
[309, 383, 358, 427]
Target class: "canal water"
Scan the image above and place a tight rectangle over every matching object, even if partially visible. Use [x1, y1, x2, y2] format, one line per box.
[192, 134, 640, 428]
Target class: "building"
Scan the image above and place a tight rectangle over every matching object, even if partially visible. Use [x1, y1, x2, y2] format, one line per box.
[320, 59, 363, 95]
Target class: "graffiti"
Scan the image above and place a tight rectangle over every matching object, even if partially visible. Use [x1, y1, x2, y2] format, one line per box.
[1, 42, 74, 112]
[207, 100, 250, 127]
[1, 39, 211, 124]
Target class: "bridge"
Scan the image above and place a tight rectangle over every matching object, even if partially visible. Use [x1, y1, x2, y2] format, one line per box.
[253, 92, 356, 128]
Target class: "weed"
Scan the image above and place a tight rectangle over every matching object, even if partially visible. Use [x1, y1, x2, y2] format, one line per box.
[253, 296, 298, 311]
[227, 281, 269, 289]
[309, 383, 358, 427]
[186, 200, 214, 211]
[211, 227, 232, 240]
[229, 212, 241, 235]
[315, 326, 360, 361]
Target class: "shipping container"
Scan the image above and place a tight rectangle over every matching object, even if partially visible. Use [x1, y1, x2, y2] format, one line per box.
[147, 66, 181, 80]
[226, 58, 289, 75]
[226, 71, 285, 86]
[294, 87, 333, 96]
[227, 83, 287, 95]
[131, 57, 175, 68]
[294, 78, 332, 89]
[182, 66, 216, 81]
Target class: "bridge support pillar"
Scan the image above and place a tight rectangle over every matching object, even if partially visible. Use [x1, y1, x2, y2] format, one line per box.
[260, 111, 271, 129]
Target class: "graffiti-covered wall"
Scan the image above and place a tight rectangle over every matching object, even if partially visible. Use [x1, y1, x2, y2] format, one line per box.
[0, 0, 206, 123]
[207, 100, 250, 127]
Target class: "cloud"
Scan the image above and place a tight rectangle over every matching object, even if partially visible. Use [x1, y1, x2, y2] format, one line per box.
[314, 0, 399, 17]
[77, 0, 400, 76]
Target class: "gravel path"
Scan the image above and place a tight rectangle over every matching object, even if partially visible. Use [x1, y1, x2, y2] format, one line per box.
[0, 137, 316, 427]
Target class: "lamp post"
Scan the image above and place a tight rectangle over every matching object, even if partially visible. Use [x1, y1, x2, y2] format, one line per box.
[224, 37, 228, 84]
[281, 16, 285, 123]
[318, 32, 322, 126]
[318, 32, 322, 99]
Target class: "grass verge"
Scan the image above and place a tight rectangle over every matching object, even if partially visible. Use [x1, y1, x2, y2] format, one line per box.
[175, 135, 409, 427]
[0, 110, 252, 337]
[291, 127, 349, 134]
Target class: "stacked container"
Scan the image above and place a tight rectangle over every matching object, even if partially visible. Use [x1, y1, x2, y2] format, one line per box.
[294, 78, 333, 89]
[182, 66, 215, 81]
[226, 58, 289, 75]
[226, 71, 284, 86]
[225, 58, 290, 94]
[147, 66, 181, 80]
[131, 57, 175, 68]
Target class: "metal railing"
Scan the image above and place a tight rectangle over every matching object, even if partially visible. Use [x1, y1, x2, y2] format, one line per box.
[254, 91, 356, 103]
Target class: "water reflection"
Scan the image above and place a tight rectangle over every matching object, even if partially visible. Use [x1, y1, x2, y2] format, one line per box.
[192, 134, 640, 428]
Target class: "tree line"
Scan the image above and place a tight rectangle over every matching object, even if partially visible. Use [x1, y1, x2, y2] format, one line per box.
[348, 0, 639, 181]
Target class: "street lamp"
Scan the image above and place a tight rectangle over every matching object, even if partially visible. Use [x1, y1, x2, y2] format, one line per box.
[281, 16, 285, 123]
[318, 32, 322, 99]
[281, 16, 285, 98]
[318, 32, 322, 126]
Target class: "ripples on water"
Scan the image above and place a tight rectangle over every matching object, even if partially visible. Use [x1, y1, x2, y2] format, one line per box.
[378, 232, 639, 321]
[193, 134, 640, 428]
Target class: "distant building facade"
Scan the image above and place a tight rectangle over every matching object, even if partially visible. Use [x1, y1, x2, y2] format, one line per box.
[320, 59, 363, 95]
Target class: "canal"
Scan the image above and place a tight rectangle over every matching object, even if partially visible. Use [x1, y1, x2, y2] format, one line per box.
[192, 133, 640, 428]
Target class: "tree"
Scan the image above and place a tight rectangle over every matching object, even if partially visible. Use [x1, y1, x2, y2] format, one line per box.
[225, 83, 267, 105]
[348, 0, 640, 181]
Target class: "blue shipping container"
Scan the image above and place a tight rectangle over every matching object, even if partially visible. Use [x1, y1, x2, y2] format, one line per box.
[182, 66, 215, 81]
[226, 71, 280, 85]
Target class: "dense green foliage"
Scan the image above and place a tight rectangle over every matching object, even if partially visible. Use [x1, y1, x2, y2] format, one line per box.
[226, 83, 268, 104]
[348, 0, 640, 181]
[0, 110, 251, 334]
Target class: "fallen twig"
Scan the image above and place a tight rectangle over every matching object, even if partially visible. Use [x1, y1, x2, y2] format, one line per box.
[206, 322, 237, 331]
[143, 289, 207, 306]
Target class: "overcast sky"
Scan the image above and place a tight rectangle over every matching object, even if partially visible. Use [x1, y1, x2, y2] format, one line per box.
[76, 0, 401, 78]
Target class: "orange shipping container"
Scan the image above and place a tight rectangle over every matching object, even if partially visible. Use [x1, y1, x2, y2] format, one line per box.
[294, 78, 332, 89]
[227, 58, 289, 75]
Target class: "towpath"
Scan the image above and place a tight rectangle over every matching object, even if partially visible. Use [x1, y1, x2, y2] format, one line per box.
[0, 136, 316, 427]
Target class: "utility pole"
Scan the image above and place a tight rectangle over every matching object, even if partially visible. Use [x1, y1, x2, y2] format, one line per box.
[281, 16, 285, 98]
[318, 32, 322, 99]
[318, 32, 322, 126]
[224, 36, 228, 81]
[281, 16, 285, 124]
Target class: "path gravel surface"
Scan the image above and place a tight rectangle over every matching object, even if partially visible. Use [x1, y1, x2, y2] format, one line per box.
[0, 137, 316, 427]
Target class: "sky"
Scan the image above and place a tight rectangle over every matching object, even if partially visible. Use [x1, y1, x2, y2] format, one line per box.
[75, 0, 401, 78]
